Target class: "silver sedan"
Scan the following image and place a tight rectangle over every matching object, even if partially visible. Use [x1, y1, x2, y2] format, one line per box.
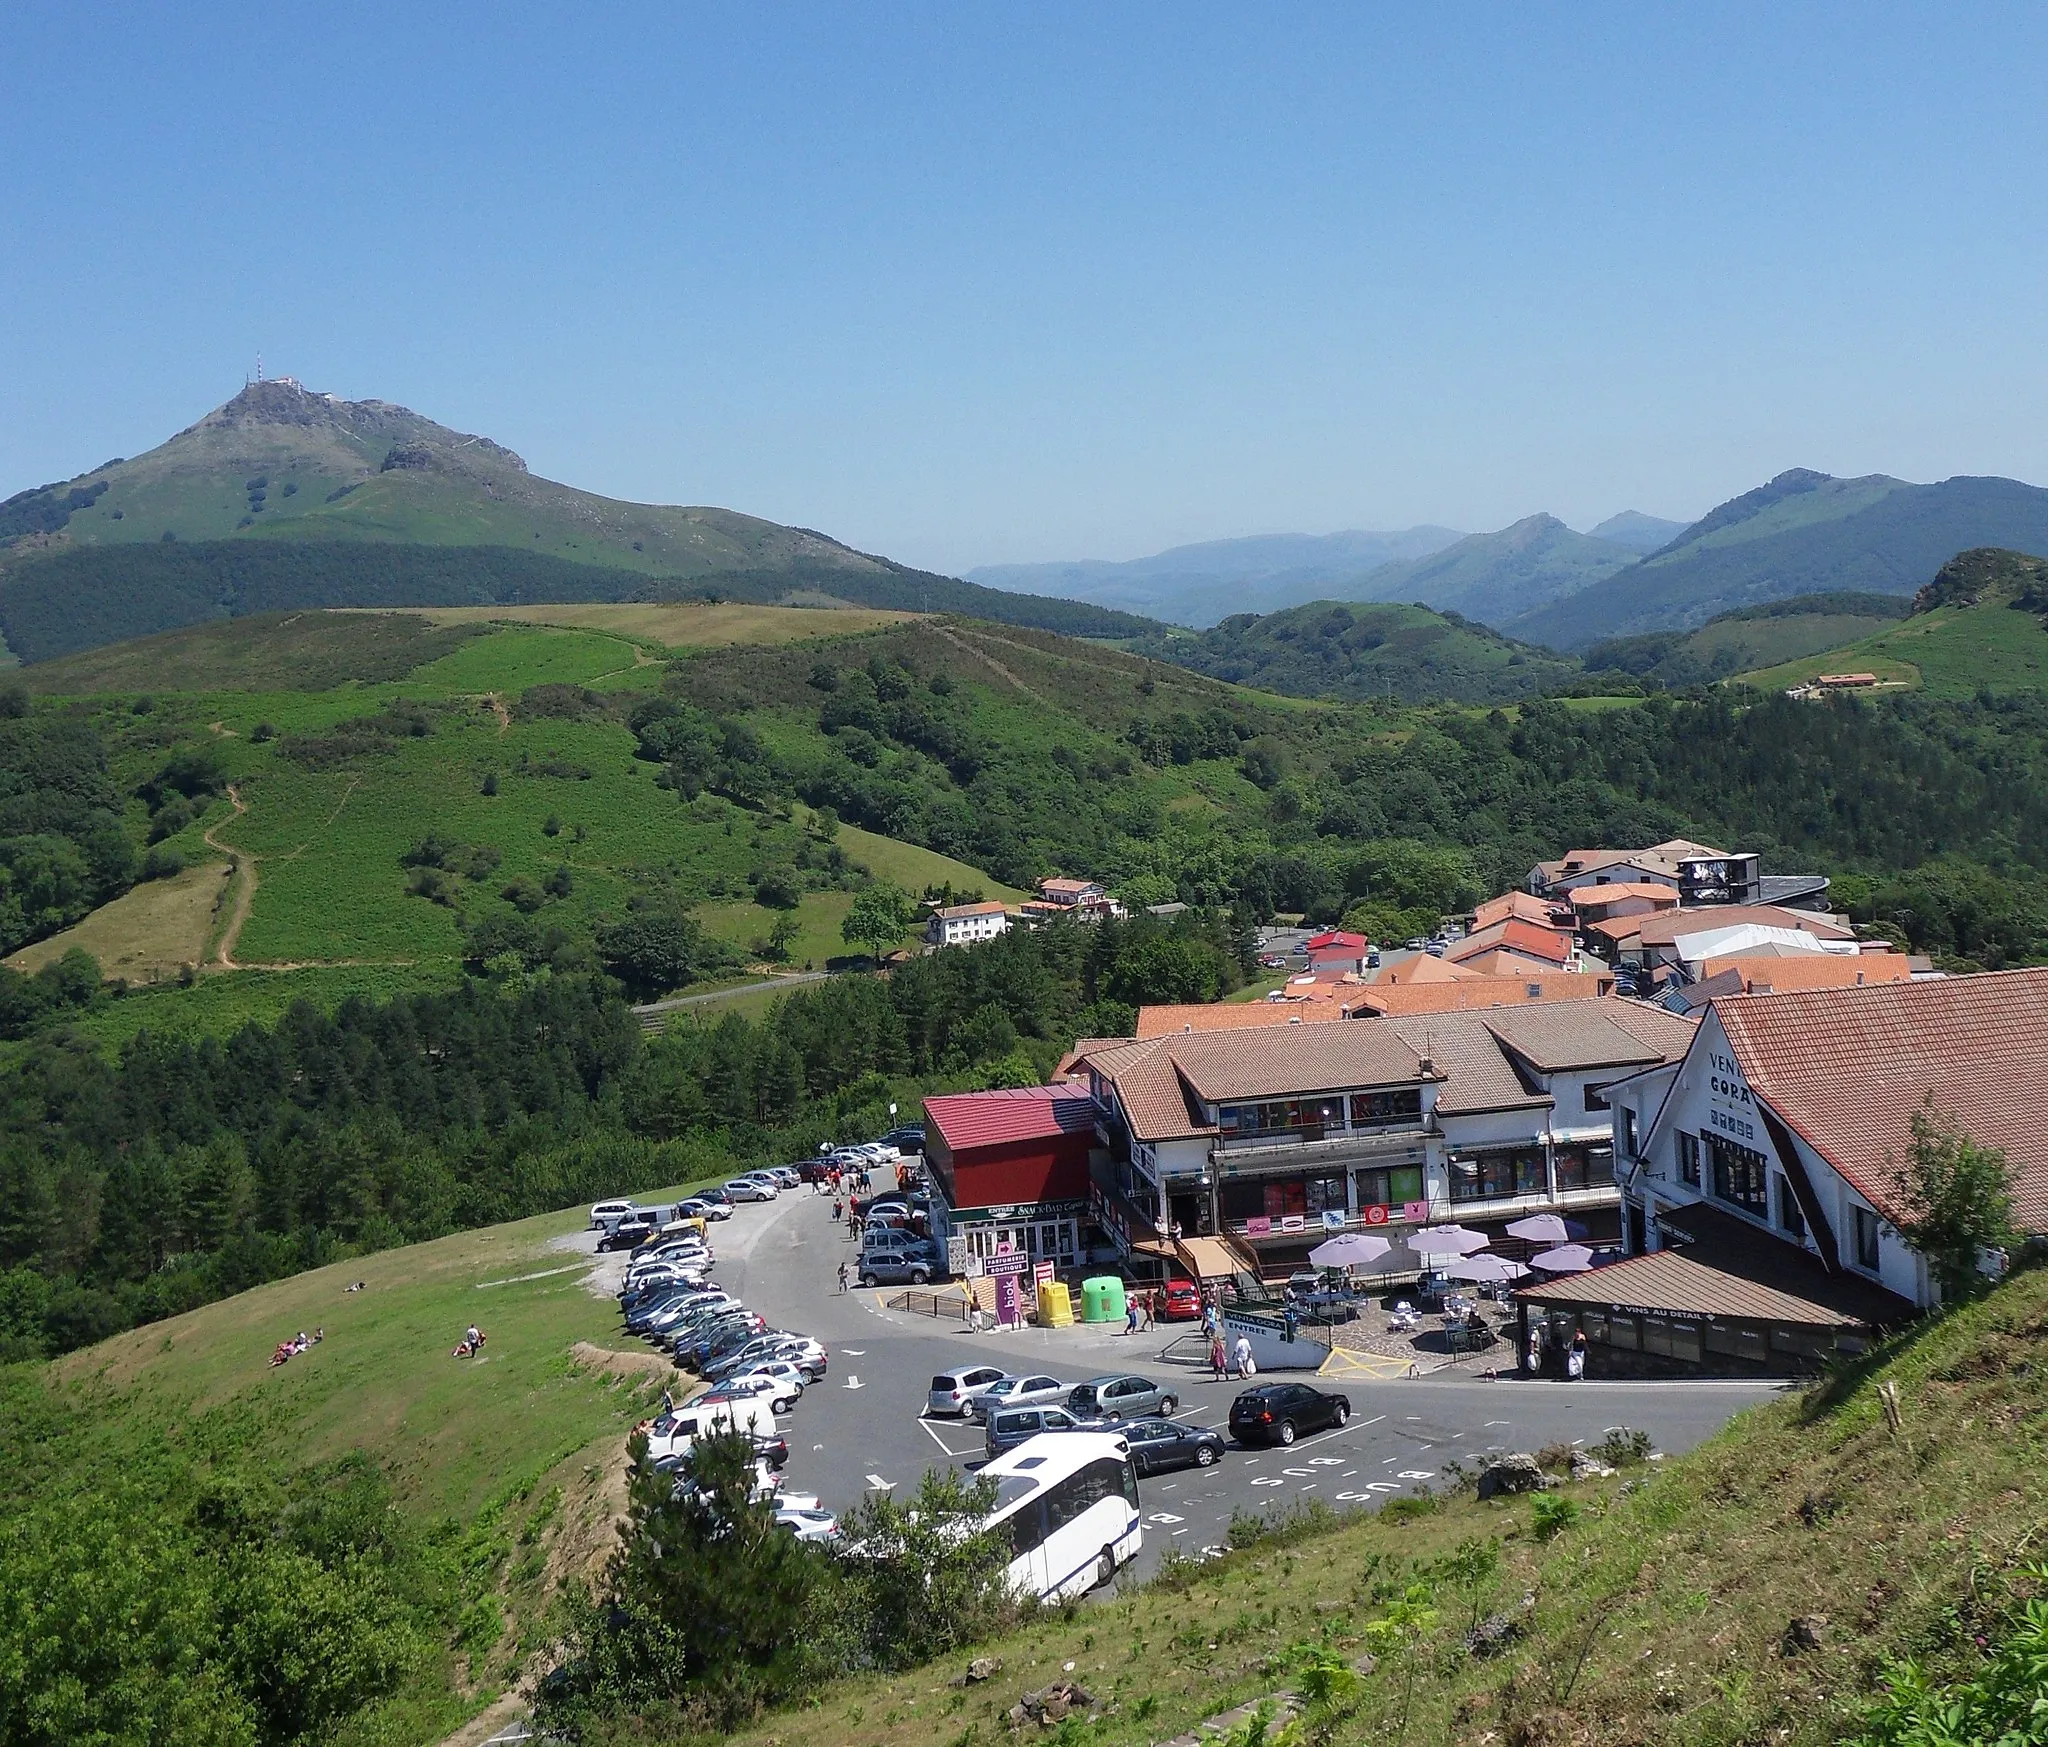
[965, 1373, 1068, 1422]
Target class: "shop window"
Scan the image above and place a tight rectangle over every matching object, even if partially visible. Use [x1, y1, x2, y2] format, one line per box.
[1304, 1174, 1347, 1215]
[1852, 1206, 1882, 1271]
[1677, 1132, 1701, 1187]
[1584, 1146, 1615, 1187]
[1349, 1087, 1422, 1127]
[1262, 1181, 1308, 1220]
[1667, 1320, 1702, 1363]
[1709, 1135, 1769, 1215]
[1771, 1325, 1831, 1361]
[1555, 1146, 1613, 1192]
[1604, 1313, 1640, 1351]
[1450, 1149, 1545, 1202]
[1581, 1312, 1607, 1343]
[1220, 1181, 1266, 1221]
[1356, 1165, 1423, 1208]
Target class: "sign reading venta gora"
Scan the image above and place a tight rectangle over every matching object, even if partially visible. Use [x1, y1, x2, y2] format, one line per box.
[1706, 1048, 1759, 1145]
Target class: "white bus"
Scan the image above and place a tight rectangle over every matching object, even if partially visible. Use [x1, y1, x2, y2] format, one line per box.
[978, 1431, 1142, 1602]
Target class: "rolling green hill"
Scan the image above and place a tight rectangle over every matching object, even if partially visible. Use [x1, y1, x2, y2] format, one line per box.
[1509, 468, 2048, 649]
[1136, 598, 1581, 702]
[1582, 590, 1913, 687]
[1736, 547, 2048, 697]
[0, 380, 1157, 659]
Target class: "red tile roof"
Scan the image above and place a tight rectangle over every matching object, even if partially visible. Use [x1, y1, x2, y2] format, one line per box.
[1713, 968, 2048, 1230]
[923, 1083, 1099, 1152]
[1473, 891, 1566, 929]
[1446, 917, 1574, 968]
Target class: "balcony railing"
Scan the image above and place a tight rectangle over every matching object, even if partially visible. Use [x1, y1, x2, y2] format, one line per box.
[1212, 1125, 1428, 1169]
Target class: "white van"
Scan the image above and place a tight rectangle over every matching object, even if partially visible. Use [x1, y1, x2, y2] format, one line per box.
[590, 1198, 637, 1230]
[643, 1395, 776, 1464]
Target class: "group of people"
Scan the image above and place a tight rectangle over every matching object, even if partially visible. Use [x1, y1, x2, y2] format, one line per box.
[1196, 1301, 1254, 1378]
[451, 1323, 488, 1359]
[1525, 1322, 1589, 1379]
[814, 1163, 873, 1198]
[268, 1328, 323, 1367]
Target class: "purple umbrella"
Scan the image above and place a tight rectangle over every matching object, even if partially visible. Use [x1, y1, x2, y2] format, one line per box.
[1309, 1232, 1392, 1270]
[1504, 1213, 1574, 1245]
[1447, 1253, 1530, 1283]
[1406, 1224, 1488, 1257]
[1531, 1243, 1598, 1273]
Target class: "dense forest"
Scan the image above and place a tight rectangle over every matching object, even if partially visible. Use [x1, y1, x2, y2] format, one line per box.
[0, 911, 1251, 1361]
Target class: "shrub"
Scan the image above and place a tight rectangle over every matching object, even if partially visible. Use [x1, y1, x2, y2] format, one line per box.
[501, 877, 547, 915]
[139, 845, 185, 881]
[1591, 1427, 1653, 1467]
[250, 721, 277, 744]
[1531, 1494, 1580, 1541]
[542, 814, 562, 838]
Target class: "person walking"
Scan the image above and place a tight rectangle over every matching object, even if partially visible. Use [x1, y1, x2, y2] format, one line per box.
[1233, 1333, 1255, 1378]
[837, 1260, 850, 1294]
[1124, 1299, 1139, 1336]
[1567, 1328, 1588, 1381]
[1209, 1331, 1227, 1379]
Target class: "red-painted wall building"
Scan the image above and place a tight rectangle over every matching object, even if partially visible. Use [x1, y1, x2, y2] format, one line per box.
[924, 1085, 1100, 1268]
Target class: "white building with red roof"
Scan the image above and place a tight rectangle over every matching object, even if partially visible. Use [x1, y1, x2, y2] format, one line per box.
[1606, 968, 2048, 1315]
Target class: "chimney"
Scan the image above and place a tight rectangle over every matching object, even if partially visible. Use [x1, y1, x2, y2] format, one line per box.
[1418, 1056, 1437, 1077]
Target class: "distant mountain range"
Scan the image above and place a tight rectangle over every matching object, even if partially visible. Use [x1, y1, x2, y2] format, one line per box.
[967, 527, 1466, 624]
[979, 470, 2048, 653]
[1505, 470, 2048, 649]
[971, 511, 1683, 629]
[0, 381, 1155, 662]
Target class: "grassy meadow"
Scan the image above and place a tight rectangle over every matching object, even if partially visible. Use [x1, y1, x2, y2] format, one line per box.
[1739, 599, 2048, 696]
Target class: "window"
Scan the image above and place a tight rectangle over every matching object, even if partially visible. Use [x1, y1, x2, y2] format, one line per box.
[1045, 1458, 1126, 1533]
[1304, 1173, 1347, 1215]
[1584, 1082, 1611, 1113]
[1709, 1135, 1769, 1215]
[1356, 1165, 1423, 1208]
[1618, 1106, 1638, 1159]
[1450, 1149, 1546, 1202]
[1349, 1087, 1423, 1128]
[1677, 1132, 1701, 1187]
[1775, 1175, 1806, 1239]
[1852, 1206, 1882, 1271]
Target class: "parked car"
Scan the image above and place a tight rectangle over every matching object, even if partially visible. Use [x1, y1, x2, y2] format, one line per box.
[963, 1373, 1066, 1422]
[878, 1124, 925, 1155]
[775, 1504, 840, 1543]
[984, 1404, 1101, 1459]
[724, 1177, 777, 1203]
[858, 1250, 936, 1287]
[696, 1186, 733, 1209]
[1123, 1416, 1228, 1475]
[1065, 1374, 1179, 1421]
[760, 1166, 801, 1189]
[674, 1196, 732, 1223]
[1159, 1279, 1202, 1321]
[927, 1365, 1009, 1418]
[1228, 1382, 1352, 1447]
[589, 1198, 638, 1229]
[601, 1215, 660, 1251]
[860, 1226, 938, 1258]
[725, 1361, 808, 1413]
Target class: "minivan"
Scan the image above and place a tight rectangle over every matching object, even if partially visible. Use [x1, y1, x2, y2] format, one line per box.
[590, 1198, 637, 1229]
[984, 1404, 1097, 1459]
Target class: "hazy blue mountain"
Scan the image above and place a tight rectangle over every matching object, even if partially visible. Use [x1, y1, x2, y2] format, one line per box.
[966, 526, 1464, 625]
[1339, 513, 1638, 625]
[1586, 510, 1690, 551]
[1506, 469, 2048, 650]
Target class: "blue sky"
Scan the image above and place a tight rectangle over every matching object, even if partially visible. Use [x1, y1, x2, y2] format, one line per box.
[4, 4, 2046, 574]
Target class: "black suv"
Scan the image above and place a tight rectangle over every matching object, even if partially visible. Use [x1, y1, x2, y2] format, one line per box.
[1228, 1382, 1351, 1447]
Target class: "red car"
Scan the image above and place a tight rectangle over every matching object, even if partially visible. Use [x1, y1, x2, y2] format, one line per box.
[1160, 1279, 1202, 1321]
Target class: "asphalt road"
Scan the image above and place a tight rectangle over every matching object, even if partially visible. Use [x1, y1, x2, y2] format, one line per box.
[606, 1189, 1789, 1576]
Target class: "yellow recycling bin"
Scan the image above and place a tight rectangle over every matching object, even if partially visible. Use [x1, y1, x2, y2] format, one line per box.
[1036, 1280, 1074, 1327]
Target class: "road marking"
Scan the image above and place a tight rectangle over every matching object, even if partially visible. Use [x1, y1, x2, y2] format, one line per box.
[1365, 1482, 1400, 1492]
[1282, 1467, 1314, 1478]
[866, 1474, 894, 1490]
[1299, 1483, 1317, 1491]
[1309, 1457, 1343, 1466]
[1398, 1470, 1435, 1480]
[1251, 1476, 1286, 1486]
[843, 1349, 866, 1356]
[1341, 1469, 1355, 1477]
[1358, 1415, 1385, 1428]
[1382, 1456, 1398, 1464]
[920, 1420, 967, 1456]
[1147, 1512, 1185, 1525]
[1485, 1419, 1509, 1427]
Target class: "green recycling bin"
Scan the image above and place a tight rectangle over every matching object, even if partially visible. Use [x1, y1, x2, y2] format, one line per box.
[1079, 1276, 1127, 1324]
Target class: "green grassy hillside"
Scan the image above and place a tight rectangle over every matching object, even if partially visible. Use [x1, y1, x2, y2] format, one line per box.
[1583, 591, 1912, 687]
[1737, 550, 2048, 697]
[1136, 599, 1580, 703]
[703, 1264, 2048, 1747]
[11, 1182, 715, 1746]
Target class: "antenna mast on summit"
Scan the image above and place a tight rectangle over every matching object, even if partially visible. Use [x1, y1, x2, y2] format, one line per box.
[256, 352, 264, 383]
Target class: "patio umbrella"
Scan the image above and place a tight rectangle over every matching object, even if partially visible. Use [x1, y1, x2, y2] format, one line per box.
[1531, 1243, 1598, 1273]
[1504, 1213, 1574, 1245]
[1308, 1232, 1392, 1270]
[1447, 1253, 1530, 1283]
[1406, 1224, 1488, 1257]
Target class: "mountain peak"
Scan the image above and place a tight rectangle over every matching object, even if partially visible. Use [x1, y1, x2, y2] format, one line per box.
[192, 379, 529, 473]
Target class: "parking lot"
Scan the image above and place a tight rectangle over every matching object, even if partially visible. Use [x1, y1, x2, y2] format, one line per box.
[594, 1185, 1787, 1576]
